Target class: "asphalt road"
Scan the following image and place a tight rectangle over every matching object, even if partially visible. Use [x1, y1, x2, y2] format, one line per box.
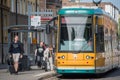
[45, 67, 120, 80]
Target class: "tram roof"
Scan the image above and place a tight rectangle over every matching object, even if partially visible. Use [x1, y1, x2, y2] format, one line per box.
[58, 7, 118, 24]
[58, 7, 105, 15]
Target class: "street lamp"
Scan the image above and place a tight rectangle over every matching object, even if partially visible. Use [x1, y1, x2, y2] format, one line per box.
[1, 0, 4, 64]
[16, 0, 18, 25]
[93, 0, 102, 6]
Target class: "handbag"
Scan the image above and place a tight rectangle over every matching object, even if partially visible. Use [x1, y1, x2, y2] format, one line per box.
[7, 57, 14, 65]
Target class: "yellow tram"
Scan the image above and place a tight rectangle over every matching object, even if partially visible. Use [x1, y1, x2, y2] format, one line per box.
[48, 7, 119, 74]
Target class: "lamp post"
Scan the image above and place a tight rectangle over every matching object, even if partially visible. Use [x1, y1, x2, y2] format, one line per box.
[93, 0, 102, 6]
[16, 0, 18, 25]
[35, 0, 37, 12]
[1, 0, 4, 64]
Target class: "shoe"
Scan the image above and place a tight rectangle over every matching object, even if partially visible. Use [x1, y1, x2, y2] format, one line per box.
[15, 71, 18, 75]
[41, 66, 45, 69]
[45, 69, 48, 72]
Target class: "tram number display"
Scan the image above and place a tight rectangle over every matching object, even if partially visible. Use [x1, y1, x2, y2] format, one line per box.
[61, 16, 92, 24]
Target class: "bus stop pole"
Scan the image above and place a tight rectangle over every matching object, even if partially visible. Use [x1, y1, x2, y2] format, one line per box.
[1, 0, 4, 64]
[27, 3, 32, 56]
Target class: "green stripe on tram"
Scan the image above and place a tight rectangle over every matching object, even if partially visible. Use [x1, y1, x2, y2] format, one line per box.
[58, 8, 103, 15]
[57, 69, 95, 74]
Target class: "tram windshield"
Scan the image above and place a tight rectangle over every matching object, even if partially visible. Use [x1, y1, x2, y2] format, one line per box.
[59, 15, 93, 52]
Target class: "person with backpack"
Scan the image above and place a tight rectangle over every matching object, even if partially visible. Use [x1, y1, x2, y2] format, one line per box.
[35, 41, 45, 68]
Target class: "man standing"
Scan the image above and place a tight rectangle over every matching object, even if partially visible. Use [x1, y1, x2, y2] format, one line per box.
[9, 35, 24, 75]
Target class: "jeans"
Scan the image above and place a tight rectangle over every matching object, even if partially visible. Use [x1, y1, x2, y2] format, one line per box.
[37, 56, 44, 67]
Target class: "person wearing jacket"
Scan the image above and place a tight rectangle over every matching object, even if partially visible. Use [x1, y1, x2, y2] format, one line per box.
[9, 35, 24, 75]
[35, 41, 45, 68]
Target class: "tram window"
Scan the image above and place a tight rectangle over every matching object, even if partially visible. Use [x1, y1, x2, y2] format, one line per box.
[96, 27, 104, 52]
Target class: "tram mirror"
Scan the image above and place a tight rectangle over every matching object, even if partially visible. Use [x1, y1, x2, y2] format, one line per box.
[46, 16, 58, 34]
[46, 25, 51, 34]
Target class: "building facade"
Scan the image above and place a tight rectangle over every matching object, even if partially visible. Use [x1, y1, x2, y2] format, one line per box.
[10, 0, 40, 25]
[0, 0, 11, 63]
[0, 0, 10, 43]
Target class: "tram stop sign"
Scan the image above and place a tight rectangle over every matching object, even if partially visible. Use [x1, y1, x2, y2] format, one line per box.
[31, 16, 41, 27]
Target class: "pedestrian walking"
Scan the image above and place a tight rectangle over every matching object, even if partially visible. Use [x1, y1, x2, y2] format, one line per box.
[49, 45, 54, 71]
[51, 45, 55, 64]
[44, 45, 53, 71]
[35, 41, 45, 68]
[9, 35, 24, 75]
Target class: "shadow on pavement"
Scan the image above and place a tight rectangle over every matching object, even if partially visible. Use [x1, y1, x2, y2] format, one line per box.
[57, 68, 120, 80]
[104, 67, 120, 78]
[58, 74, 105, 79]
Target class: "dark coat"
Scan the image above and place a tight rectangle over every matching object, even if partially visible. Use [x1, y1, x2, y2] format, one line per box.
[9, 41, 24, 55]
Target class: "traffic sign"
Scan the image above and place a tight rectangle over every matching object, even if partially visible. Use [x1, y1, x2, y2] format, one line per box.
[31, 16, 41, 26]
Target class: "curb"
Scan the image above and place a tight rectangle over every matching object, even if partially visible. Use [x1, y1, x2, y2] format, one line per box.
[34, 71, 57, 80]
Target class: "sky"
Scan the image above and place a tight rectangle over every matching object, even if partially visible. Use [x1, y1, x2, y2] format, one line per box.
[80, 0, 120, 10]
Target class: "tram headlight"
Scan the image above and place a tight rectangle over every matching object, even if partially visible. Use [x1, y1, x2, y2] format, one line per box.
[86, 55, 91, 59]
[61, 55, 65, 59]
